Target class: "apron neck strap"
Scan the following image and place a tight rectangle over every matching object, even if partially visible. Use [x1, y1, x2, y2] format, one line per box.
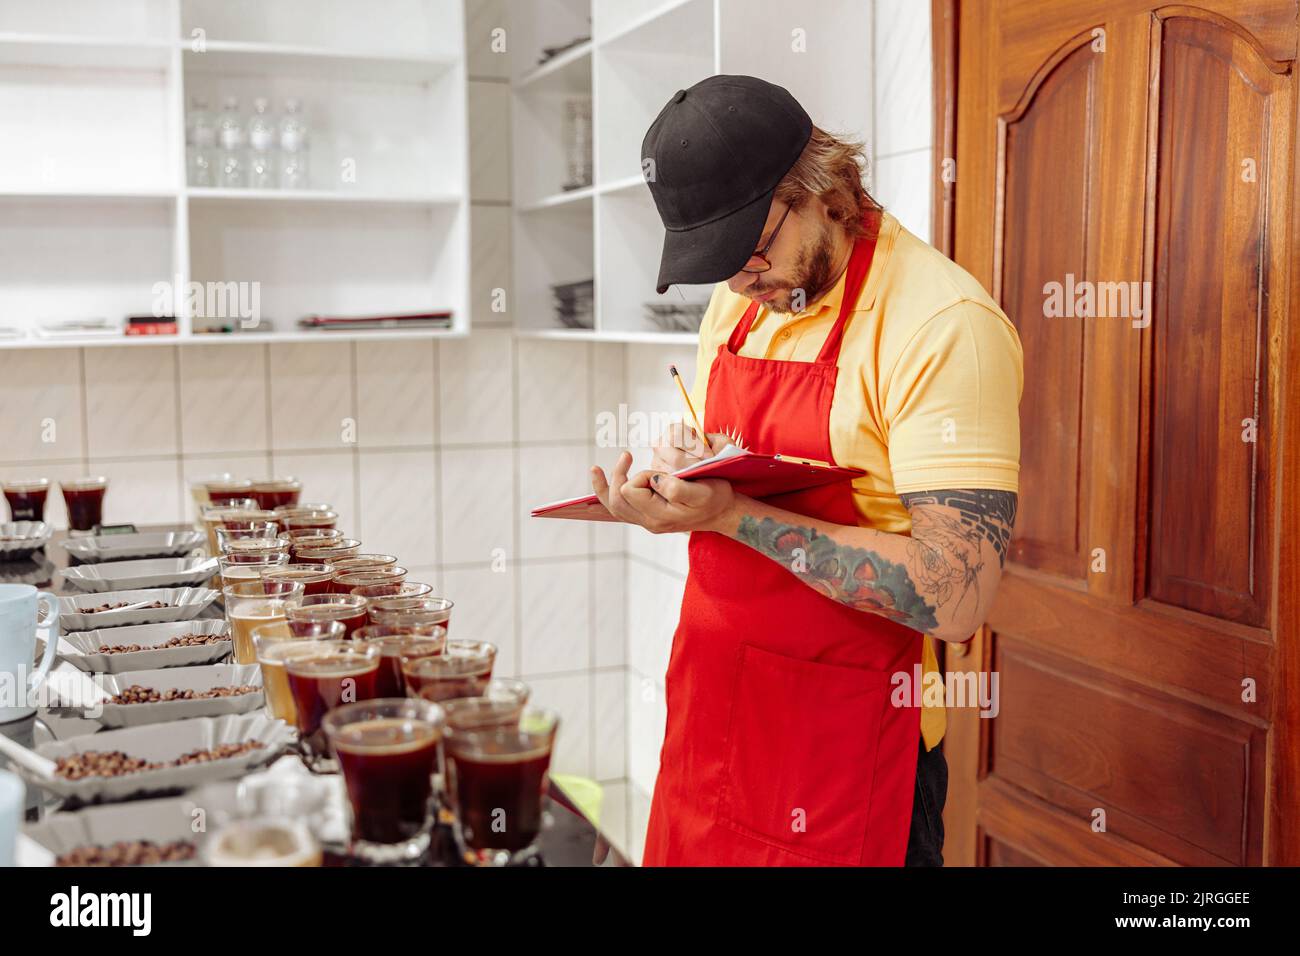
[727, 212, 881, 365]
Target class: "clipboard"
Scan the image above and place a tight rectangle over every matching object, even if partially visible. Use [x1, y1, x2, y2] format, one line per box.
[530, 445, 865, 522]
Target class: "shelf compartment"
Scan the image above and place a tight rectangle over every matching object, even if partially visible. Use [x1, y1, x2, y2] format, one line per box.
[180, 0, 463, 62]
[513, 198, 594, 334]
[593, 0, 715, 187]
[181, 62, 464, 198]
[0, 196, 176, 338]
[597, 188, 711, 336]
[188, 199, 466, 335]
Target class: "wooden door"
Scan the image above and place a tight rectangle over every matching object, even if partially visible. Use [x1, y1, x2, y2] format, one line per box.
[937, 0, 1300, 866]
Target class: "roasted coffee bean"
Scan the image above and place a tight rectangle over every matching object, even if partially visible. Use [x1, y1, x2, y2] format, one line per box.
[98, 633, 228, 655]
[54, 741, 265, 779]
[109, 684, 259, 705]
[55, 840, 196, 867]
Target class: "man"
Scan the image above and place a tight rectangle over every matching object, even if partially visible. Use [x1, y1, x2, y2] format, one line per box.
[591, 75, 1022, 866]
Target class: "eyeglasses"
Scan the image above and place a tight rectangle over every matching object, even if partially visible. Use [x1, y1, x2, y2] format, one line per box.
[740, 205, 792, 274]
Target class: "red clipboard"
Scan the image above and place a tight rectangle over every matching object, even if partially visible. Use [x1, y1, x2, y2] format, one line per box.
[530, 451, 865, 522]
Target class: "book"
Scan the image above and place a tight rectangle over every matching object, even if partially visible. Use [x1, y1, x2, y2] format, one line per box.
[531, 444, 865, 522]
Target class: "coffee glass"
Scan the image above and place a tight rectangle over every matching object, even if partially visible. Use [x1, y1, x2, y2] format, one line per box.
[60, 477, 108, 534]
[404, 640, 496, 702]
[324, 697, 445, 863]
[223, 579, 304, 665]
[2, 479, 49, 522]
[252, 619, 345, 724]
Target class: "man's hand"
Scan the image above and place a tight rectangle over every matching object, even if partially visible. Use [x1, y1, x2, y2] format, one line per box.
[590, 451, 737, 535]
[650, 422, 729, 474]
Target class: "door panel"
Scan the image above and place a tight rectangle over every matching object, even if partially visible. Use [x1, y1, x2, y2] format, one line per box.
[1147, 15, 1288, 626]
[944, 0, 1297, 866]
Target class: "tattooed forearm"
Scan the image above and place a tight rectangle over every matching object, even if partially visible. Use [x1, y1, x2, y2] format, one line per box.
[736, 515, 940, 633]
[898, 489, 1018, 562]
[726, 489, 1017, 640]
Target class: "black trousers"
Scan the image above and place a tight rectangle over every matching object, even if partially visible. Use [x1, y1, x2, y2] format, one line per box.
[904, 737, 948, 866]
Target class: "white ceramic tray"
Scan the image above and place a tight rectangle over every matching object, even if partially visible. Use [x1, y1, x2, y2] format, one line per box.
[59, 531, 205, 563]
[55, 620, 231, 672]
[19, 783, 240, 866]
[60, 556, 219, 592]
[0, 521, 52, 561]
[46, 663, 263, 728]
[58, 587, 219, 631]
[28, 713, 292, 802]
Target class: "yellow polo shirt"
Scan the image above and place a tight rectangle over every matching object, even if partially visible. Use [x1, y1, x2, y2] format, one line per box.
[689, 211, 1023, 750]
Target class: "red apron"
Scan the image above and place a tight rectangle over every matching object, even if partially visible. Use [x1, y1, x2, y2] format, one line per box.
[642, 220, 924, 866]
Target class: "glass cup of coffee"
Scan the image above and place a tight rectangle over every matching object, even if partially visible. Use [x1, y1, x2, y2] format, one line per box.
[367, 596, 453, 630]
[333, 566, 407, 595]
[204, 479, 254, 506]
[287, 593, 370, 638]
[217, 553, 289, 592]
[60, 477, 108, 534]
[295, 539, 363, 565]
[329, 554, 399, 575]
[440, 679, 532, 732]
[404, 640, 496, 702]
[215, 522, 281, 553]
[284, 639, 381, 754]
[350, 581, 433, 603]
[323, 697, 446, 863]
[252, 619, 345, 724]
[249, 477, 302, 511]
[223, 578, 305, 665]
[261, 563, 336, 597]
[353, 624, 448, 698]
[444, 706, 560, 866]
[3, 478, 50, 522]
[282, 510, 339, 532]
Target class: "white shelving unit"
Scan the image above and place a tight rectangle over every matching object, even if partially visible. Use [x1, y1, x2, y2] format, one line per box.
[0, 0, 468, 349]
[508, 0, 873, 344]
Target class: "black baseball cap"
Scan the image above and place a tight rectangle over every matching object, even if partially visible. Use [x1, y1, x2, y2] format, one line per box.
[643, 75, 812, 294]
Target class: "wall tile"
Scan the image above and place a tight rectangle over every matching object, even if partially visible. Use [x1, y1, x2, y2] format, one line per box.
[267, 342, 354, 451]
[468, 80, 511, 203]
[440, 446, 514, 564]
[526, 672, 590, 777]
[465, 0, 510, 79]
[628, 784, 653, 866]
[594, 669, 626, 781]
[178, 344, 268, 455]
[627, 561, 682, 682]
[470, 203, 511, 328]
[441, 563, 517, 677]
[519, 558, 589, 676]
[271, 450, 357, 538]
[356, 449, 438, 567]
[516, 339, 590, 442]
[517, 443, 590, 559]
[88, 457, 183, 526]
[438, 327, 513, 445]
[626, 671, 666, 796]
[83, 346, 178, 458]
[355, 340, 436, 448]
[592, 555, 625, 668]
[0, 350, 84, 463]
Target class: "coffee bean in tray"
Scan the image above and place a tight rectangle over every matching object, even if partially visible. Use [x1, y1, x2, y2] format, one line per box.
[56, 840, 197, 867]
[109, 684, 259, 705]
[98, 633, 228, 655]
[54, 742, 265, 780]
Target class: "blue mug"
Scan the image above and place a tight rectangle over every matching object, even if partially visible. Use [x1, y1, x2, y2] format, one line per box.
[0, 584, 59, 723]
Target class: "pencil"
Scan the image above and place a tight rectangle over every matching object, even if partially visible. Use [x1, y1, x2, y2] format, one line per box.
[668, 365, 708, 448]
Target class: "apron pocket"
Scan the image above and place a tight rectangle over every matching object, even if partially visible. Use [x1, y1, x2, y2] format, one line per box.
[718, 643, 888, 865]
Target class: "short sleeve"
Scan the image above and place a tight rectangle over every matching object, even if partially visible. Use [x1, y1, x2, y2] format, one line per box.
[883, 301, 1023, 494]
[688, 283, 732, 417]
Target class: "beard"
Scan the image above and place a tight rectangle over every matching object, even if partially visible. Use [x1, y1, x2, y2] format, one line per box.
[745, 222, 840, 315]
